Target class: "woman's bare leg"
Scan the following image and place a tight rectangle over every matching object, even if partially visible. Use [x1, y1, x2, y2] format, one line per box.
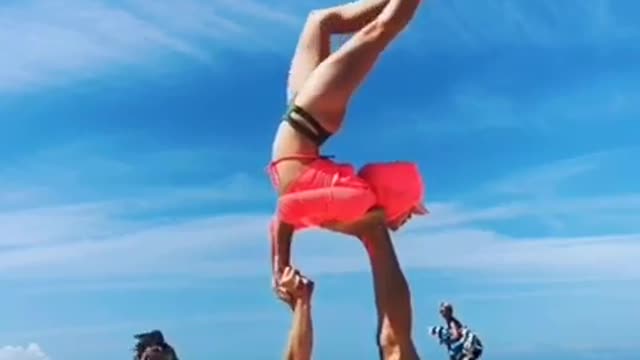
[294, 0, 422, 114]
[287, 0, 392, 99]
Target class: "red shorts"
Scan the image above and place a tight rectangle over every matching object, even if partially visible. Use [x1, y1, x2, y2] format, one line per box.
[269, 156, 427, 230]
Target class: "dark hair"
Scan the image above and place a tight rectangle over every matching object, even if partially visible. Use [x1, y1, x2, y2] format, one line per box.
[439, 302, 454, 313]
[133, 330, 179, 360]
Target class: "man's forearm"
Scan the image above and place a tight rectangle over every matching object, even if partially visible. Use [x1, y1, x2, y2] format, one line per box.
[284, 299, 313, 360]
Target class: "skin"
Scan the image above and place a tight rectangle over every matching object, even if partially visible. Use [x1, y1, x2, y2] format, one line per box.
[271, 0, 423, 359]
[271, 0, 423, 192]
[279, 267, 314, 360]
[138, 346, 177, 360]
[273, 212, 420, 360]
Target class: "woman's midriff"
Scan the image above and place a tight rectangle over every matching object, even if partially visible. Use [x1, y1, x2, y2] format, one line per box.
[271, 123, 321, 194]
[271, 102, 345, 194]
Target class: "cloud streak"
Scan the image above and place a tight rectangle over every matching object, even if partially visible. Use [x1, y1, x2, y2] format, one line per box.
[1, 147, 638, 285]
[3, 206, 637, 281]
[4, 0, 637, 94]
[420, 0, 639, 51]
[394, 64, 639, 136]
[0, 0, 300, 93]
[0, 344, 48, 360]
[0, 137, 274, 213]
[374, 1, 640, 137]
[0, 140, 637, 291]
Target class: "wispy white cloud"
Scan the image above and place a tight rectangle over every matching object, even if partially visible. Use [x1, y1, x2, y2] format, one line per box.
[0, 209, 272, 279]
[400, 148, 640, 234]
[489, 344, 640, 360]
[0, 2, 206, 92]
[273, 149, 640, 281]
[398, 72, 639, 135]
[1, 148, 638, 285]
[485, 149, 610, 197]
[3, 194, 638, 283]
[0, 125, 636, 293]
[4, 0, 637, 94]
[420, 0, 639, 51]
[286, 213, 640, 282]
[0, 137, 273, 213]
[0, 131, 276, 280]
[0, 344, 48, 360]
[0, 0, 300, 93]
[0, 309, 276, 342]
[0, 310, 284, 360]
[397, 227, 640, 281]
[383, 1, 640, 137]
[454, 285, 640, 302]
[406, 195, 640, 235]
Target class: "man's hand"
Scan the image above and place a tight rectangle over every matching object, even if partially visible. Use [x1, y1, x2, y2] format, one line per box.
[273, 266, 312, 308]
[272, 271, 294, 308]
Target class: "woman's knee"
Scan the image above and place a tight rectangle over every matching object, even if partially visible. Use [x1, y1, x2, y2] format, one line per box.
[306, 9, 333, 33]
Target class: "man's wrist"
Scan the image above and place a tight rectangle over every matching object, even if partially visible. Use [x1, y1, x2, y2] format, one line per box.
[296, 299, 311, 309]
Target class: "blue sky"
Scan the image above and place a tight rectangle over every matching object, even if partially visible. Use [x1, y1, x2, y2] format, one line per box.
[1, 0, 639, 359]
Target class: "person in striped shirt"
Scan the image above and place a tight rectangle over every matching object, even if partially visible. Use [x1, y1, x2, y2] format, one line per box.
[428, 302, 483, 360]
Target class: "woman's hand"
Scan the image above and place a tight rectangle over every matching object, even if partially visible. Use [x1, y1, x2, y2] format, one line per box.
[273, 266, 312, 309]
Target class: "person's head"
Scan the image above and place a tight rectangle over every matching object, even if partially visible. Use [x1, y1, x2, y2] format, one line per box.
[357, 162, 428, 232]
[388, 204, 428, 231]
[439, 302, 454, 320]
[133, 330, 179, 360]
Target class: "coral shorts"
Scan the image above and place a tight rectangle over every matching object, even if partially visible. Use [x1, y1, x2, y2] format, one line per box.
[269, 156, 427, 230]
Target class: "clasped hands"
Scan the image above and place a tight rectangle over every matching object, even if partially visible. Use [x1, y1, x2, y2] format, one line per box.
[272, 266, 313, 308]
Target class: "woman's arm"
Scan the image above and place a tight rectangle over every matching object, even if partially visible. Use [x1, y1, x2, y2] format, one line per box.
[271, 220, 296, 306]
[271, 219, 294, 274]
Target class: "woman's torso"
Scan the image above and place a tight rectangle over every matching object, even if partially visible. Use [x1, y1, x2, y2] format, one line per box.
[270, 108, 345, 194]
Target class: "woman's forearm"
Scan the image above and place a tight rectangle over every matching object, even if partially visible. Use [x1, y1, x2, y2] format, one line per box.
[272, 220, 294, 273]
